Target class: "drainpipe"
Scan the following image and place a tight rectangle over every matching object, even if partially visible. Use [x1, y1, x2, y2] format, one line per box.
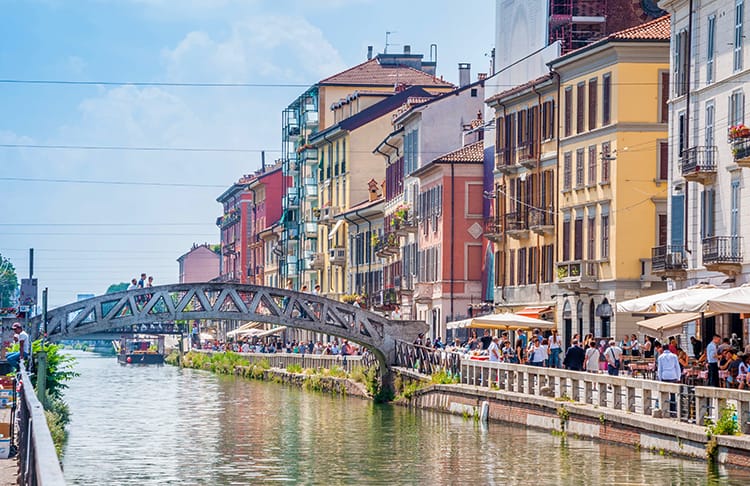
[531, 82, 543, 296]
[450, 160, 456, 324]
[684, 0, 694, 257]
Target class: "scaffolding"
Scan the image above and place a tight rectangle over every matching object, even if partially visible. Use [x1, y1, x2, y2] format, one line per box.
[549, 0, 608, 54]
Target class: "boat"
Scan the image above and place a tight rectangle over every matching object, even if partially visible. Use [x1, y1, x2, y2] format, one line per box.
[115, 335, 165, 365]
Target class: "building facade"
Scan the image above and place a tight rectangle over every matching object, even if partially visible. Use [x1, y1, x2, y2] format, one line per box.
[216, 177, 254, 283]
[246, 162, 284, 286]
[177, 244, 220, 283]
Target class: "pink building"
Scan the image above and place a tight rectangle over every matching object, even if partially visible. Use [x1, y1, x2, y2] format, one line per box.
[412, 140, 486, 339]
[216, 176, 254, 283]
[177, 244, 220, 283]
[246, 162, 285, 286]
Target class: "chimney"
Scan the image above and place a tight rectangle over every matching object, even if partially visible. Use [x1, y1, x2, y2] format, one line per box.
[368, 179, 381, 201]
[477, 73, 487, 81]
[458, 63, 471, 88]
[403, 45, 411, 55]
[367, 45, 373, 60]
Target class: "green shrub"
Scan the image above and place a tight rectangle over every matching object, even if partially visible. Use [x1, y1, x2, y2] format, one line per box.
[706, 405, 741, 437]
[430, 369, 459, 385]
[286, 363, 303, 374]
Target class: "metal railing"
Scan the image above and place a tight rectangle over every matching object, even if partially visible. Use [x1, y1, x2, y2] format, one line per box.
[504, 211, 528, 232]
[681, 146, 717, 177]
[703, 236, 744, 264]
[460, 360, 750, 431]
[651, 245, 687, 272]
[17, 362, 66, 486]
[393, 340, 461, 377]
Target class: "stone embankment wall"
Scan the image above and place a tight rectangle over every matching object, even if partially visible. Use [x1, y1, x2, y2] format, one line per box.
[395, 371, 750, 468]
[234, 365, 370, 399]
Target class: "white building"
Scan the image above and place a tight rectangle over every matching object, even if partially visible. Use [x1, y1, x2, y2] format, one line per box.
[659, 0, 749, 340]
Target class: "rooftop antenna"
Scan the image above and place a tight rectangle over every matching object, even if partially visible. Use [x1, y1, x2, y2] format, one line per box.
[385, 31, 397, 54]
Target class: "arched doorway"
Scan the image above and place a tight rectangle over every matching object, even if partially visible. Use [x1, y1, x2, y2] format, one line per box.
[589, 299, 596, 336]
[597, 298, 612, 338]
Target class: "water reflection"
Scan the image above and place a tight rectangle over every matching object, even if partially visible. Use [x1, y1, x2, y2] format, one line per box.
[61, 352, 750, 485]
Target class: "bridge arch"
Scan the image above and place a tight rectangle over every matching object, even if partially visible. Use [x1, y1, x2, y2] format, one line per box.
[32, 283, 427, 370]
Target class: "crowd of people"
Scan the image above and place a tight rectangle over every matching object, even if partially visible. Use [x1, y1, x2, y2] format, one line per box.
[196, 337, 364, 357]
[411, 328, 749, 388]
[127, 273, 154, 290]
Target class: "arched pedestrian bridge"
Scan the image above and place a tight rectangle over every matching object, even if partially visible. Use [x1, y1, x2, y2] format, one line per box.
[32, 283, 427, 368]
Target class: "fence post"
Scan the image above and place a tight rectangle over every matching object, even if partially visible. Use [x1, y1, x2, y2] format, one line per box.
[36, 351, 48, 406]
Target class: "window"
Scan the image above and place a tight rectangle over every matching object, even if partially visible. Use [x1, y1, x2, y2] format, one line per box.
[601, 213, 610, 260]
[575, 148, 584, 188]
[602, 73, 612, 125]
[588, 78, 598, 130]
[735, 0, 744, 72]
[495, 116, 504, 155]
[658, 141, 668, 181]
[404, 129, 419, 175]
[564, 87, 573, 137]
[541, 100, 555, 140]
[574, 213, 583, 260]
[731, 179, 741, 237]
[563, 152, 572, 190]
[678, 112, 686, 157]
[701, 188, 716, 239]
[562, 218, 571, 261]
[659, 71, 669, 123]
[576, 82, 585, 133]
[674, 30, 689, 96]
[707, 15, 716, 84]
[528, 247, 538, 284]
[587, 215, 596, 261]
[705, 103, 715, 148]
[508, 249, 516, 286]
[658, 214, 668, 247]
[518, 248, 527, 285]
[671, 194, 685, 249]
[588, 145, 597, 186]
[729, 91, 745, 126]
[601, 141, 611, 183]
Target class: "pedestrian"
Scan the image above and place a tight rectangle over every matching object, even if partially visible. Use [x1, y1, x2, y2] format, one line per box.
[480, 330, 493, 350]
[127, 278, 138, 290]
[604, 339, 623, 376]
[313, 284, 321, 295]
[147, 276, 154, 287]
[563, 339, 585, 371]
[584, 340, 600, 373]
[391, 305, 402, 320]
[706, 334, 721, 387]
[657, 345, 681, 383]
[548, 329, 562, 368]
[691, 336, 703, 359]
[488, 336, 501, 362]
[7, 322, 30, 370]
[137, 273, 146, 288]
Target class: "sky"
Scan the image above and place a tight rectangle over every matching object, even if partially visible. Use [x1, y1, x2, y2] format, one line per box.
[0, 0, 496, 308]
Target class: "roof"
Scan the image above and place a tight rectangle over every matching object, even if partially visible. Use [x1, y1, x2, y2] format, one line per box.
[486, 74, 554, 104]
[433, 140, 485, 163]
[339, 196, 384, 218]
[318, 58, 454, 88]
[550, 15, 670, 67]
[177, 244, 219, 262]
[392, 78, 485, 125]
[310, 86, 434, 143]
[607, 14, 671, 41]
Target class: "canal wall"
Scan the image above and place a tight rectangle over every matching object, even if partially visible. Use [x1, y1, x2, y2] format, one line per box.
[394, 368, 750, 468]
[233, 365, 370, 399]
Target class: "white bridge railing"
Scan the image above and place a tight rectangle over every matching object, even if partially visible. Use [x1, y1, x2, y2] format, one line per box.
[195, 350, 375, 372]
[460, 360, 750, 433]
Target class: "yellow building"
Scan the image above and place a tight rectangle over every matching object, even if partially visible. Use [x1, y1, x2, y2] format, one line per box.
[486, 74, 558, 325]
[549, 15, 671, 341]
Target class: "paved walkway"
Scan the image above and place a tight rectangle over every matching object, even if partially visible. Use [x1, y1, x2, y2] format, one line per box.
[0, 457, 17, 485]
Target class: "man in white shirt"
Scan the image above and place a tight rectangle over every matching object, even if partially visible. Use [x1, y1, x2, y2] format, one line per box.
[488, 337, 501, 362]
[7, 322, 30, 370]
[604, 340, 623, 376]
[656, 345, 681, 383]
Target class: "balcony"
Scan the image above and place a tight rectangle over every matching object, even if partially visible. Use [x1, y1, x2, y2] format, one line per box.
[374, 233, 400, 258]
[392, 214, 417, 236]
[483, 217, 503, 242]
[504, 211, 528, 239]
[702, 236, 743, 275]
[414, 282, 434, 304]
[651, 245, 687, 279]
[731, 138, 750, 167]
[318, 206, 338, 225]
[681, 146, 717, 184]
[329, 246, 346, 266]
[222, 241, 236, 256]
[218, 210, 240, 229]
[556, 260, 598, 290]
[516, 142, 538, 169]
[528, 208, 553, 235]
[303, 222, 318, 239]
[309, 252, 326, 270]
[495, 148, 515, 174]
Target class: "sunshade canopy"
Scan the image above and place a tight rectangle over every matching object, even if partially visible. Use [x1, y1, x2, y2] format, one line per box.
[447, 312, 555, 331]
[707, 285, 750, 313]
[636, 312, 708, 338]
[616, 284, 717, 313]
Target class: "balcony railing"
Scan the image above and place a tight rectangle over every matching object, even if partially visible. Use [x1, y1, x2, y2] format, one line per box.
[374, 233, 400, 258]
[504, 211, 528, 237]
[516, 142, 537, 168]
[318, 206, 338, 224]
[309, 252, 325, 270]
[528, 208, 553, 234]
[329, 246, 346, 266]
[483, 217, 503, 242]
[556, 260, 598, 284]
[495, 147, 514, 173]
[681, 146, 717, 184]
[651, 245, 687, 273]
[702, 236, 743, 272]
[731, 138, 750, 167]
[219, 210, 240, 229]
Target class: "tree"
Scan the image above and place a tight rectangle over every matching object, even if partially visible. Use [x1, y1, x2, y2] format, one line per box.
[106, 282, 129, 294]
[0, 254, 18, 308]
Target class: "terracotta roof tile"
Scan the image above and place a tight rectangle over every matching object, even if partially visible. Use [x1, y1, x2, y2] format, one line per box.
[433, 141, 485, 163]
[608, 14, 671, 41]
[319, 58, 454, 88]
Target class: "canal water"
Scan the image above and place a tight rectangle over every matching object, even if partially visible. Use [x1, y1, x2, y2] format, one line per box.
[61, 351, 750, 485]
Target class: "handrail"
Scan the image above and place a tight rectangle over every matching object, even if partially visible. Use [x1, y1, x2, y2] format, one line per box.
[17, 362, 66, 486]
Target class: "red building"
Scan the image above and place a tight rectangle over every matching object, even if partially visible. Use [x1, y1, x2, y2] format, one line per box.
[216, 176, 254, 283]
[246, 162, 285, 286]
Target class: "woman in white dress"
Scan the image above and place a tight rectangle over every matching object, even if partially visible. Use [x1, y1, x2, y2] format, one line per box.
[584, 340, 601, 373]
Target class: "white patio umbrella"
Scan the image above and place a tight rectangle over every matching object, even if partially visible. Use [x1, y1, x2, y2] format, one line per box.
[447, 312, 554, 332]
[615, 284, 717, 313]
[706, 285, 750, 313]
[654, 288, 732, 313]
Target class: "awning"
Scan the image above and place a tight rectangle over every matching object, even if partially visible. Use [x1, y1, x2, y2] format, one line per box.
[517, 306, 553, 319]
[328, 219, 344, 239]
[447, 312, 555, 332]
[636, 312, 713, 337]
[255, 326, 287, 338]
[227, 321, 265, 338]
[707, 285, 750, 313]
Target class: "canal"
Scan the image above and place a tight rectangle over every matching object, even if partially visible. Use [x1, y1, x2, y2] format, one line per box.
[61, 351, 750, 485]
